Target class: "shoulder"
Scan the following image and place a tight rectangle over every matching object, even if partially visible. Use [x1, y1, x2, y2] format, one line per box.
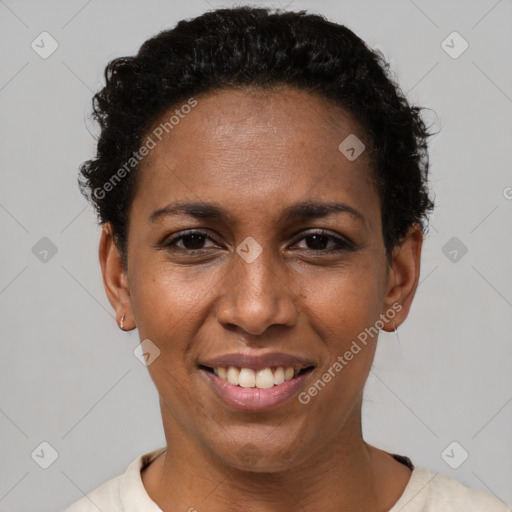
[392, 465, 511, 511]
[62, 447, 166, 512]
[63, 472, 123, 512]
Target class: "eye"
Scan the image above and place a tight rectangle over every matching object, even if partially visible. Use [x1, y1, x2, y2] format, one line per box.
[161, 229, 354, 254]
[163, 230, 219, 252]
[293, 230, 353, 253]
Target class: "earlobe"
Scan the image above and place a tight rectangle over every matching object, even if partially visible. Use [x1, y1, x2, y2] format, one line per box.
[381, 223, 423, 332]
[98, 223, 135, 330]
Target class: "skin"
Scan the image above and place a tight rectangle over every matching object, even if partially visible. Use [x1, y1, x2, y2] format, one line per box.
[99, 86, 423, 511]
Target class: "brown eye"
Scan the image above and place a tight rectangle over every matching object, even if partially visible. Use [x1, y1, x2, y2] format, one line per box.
[163, 230, 218, 252]
[293, 230, 353, 252]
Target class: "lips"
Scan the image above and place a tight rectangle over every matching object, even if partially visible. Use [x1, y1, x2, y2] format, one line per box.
[198, 352, 316, 411]
[199, 352, 315, 371]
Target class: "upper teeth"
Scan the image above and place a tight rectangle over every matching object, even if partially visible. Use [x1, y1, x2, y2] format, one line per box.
[213, 366, 299, 388]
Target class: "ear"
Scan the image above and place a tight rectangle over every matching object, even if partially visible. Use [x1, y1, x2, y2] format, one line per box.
[98, 223, 135, 330]
[380, 223, 423, 332]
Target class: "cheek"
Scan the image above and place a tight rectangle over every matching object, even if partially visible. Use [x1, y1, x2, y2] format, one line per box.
[129, 268, 207, 405]
[304, 265, 383, 341]
[129, 263, 216, 339]
[296, 286, 379, 438]
[301, 265, 383, 396]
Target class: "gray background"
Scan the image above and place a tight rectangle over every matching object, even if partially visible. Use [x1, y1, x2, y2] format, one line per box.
[1, 0, 511, 510]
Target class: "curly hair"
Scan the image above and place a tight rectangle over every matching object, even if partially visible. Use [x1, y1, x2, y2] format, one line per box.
[79, 6, 435, 269]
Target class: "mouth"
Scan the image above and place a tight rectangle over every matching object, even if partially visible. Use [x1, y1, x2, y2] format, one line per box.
[198, 359, 316, 412]
[199, 364, 315, 389]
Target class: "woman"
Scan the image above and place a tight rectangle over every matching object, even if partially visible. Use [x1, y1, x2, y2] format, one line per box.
[64, 6, 509, 511]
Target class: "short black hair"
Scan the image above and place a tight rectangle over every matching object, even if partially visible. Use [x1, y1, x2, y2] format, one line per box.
[79, 6, 435, 268]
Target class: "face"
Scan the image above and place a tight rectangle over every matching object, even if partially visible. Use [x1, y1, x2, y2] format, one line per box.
[101, 86, 422, 472]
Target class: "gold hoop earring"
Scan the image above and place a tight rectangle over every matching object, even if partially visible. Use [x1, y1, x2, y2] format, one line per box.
[119, 314, 125, 330]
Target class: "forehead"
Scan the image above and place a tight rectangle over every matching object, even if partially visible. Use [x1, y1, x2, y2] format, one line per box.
[132, 86, 379, 229]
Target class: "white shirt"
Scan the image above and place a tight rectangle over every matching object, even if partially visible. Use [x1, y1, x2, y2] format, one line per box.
[64, 447, 511, 511]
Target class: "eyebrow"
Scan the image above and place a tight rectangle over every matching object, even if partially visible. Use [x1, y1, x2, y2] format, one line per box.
[148, 199, 367, 226]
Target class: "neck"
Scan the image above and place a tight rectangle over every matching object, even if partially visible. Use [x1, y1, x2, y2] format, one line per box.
[141, 400, 407, 511]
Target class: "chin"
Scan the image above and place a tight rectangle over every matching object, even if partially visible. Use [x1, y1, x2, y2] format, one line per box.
[211, 428, 310, 473]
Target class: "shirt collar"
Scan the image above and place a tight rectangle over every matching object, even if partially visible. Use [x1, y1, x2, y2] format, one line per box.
[119, 447, 167, 512]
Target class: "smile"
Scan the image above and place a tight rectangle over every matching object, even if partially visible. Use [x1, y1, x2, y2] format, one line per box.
[199, 364, 315, 412]
[202, 365, 315, 389]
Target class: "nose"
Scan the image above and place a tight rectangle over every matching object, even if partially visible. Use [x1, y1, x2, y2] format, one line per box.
[215, 246, 298, 336]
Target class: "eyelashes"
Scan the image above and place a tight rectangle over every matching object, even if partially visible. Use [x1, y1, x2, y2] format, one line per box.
[162, 229, 355, 254]
[164, 230, 216, 252]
